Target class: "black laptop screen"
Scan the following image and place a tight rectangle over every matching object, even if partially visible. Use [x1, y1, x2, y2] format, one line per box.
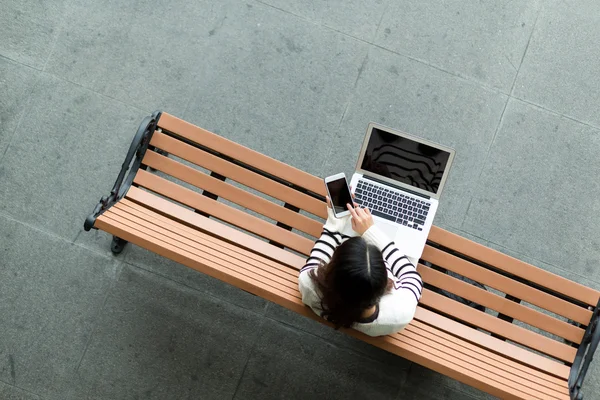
[360, 127, 451, 194]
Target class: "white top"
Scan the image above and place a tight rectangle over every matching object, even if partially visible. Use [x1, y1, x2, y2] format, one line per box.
[298, 208, 423, 337]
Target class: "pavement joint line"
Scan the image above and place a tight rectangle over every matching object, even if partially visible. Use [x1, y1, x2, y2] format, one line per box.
[0, 67, 43, 167]
[230, 318, 267, 399]
[0, 377, 44, 399]
[254, 0, 511, 97]
[74, 275, 117, 374]
[460, 92, 510, 228]
[510, 5, 542, 97]
[40, 4, 67, 74]
[0, 53, 42, 71]
[38, 71, 148, 114]
[510, 96, 600, 132]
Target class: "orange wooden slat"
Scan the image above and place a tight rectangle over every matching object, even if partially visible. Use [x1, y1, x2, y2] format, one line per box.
[428, 226, 600, 307]
[419, 288, 577, 362]
[422, 245, 593, 325]
[402, 322, 568, 392]
[142, 150, 323, 237]
[98, 213, 302, 301]
[123, 188, 306, 269]
[397, 327, 567, 399]
[132, 170, 315, 255]
[95, 201, 570, 399]
[418, 264, 585, 343]
[102, 212, 301, 298]
[149, 132, 327, 219]
[156, 113, 326, 197]
[413, 308, 571, 380]
[115, 201, 299, 280]
[385, 333, 566, 400]
[109, 206, 299, 289]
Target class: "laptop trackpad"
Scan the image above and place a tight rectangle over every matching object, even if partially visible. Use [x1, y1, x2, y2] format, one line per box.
[375, 222, 399, 242]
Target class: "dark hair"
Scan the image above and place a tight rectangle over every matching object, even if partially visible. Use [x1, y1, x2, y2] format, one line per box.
[309, 237, 390, 329]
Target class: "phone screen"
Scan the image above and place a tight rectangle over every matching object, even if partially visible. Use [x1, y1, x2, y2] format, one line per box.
[326, 177, 352, 216]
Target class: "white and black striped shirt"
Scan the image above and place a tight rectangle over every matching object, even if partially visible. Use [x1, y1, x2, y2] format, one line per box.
[298, 210, 423, 337]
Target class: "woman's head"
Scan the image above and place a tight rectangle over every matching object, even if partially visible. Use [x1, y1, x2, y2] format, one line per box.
[310, 237, 389, 329]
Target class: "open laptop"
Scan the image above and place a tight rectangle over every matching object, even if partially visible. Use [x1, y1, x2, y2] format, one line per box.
[349, 123, 455, 259]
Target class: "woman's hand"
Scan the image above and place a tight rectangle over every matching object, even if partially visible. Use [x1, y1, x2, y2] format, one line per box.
[347, 203, 374, 235]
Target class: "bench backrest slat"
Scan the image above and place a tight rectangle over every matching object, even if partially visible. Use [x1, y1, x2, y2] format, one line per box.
[429, 226, 600, 307]
[156, 113, 327, 198]
[141, 150, 323, 237]
[419, 264, 585, 343]
[133, 170, 315, 254]
[124, 188, 306, 269]
[149, 132, 327, 219]
[412, 308, 570, 380]
[419, 287, 577, 362]
[423, 245, 593, 326]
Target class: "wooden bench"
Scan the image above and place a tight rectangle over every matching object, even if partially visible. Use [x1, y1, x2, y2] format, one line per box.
[85, 112, 600, 400]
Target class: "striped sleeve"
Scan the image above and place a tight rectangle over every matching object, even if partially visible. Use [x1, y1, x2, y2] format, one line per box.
[362, 225, 423, 303]
[299, 228, 345, 274]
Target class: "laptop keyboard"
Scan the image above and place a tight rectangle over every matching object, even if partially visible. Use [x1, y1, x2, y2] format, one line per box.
[353, 179, 430, 231]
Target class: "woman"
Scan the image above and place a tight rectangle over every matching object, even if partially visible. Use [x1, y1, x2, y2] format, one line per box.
[298, 198, 423, 337]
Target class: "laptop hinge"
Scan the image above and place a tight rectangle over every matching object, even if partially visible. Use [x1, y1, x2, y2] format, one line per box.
[362, 175, 431, 200]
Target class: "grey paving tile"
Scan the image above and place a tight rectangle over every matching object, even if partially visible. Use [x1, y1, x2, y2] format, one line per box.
[0, 215, 120, 399]
[182, 1, 369, 176]
[123, 245, 268, 314]
[75, 265, 263, 400]
[233, 319, 406, 400]
[325, 46, 507, 229]
[0, 1, 68, 69]
[462, 98, 600, 281]
[45, 0, 243, 113]
[256, 0, 389, 41]
[0, 58, 39, 161]
[374, 0, 541, 92]
[400, 364, 495, 400]
[0, 381, 41, 400]
[514, 0, 600, 126]
[0, 73, 144, 248]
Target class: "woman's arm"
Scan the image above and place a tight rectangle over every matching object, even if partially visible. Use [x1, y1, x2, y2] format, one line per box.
[299, 205, 352, 274]
[362, 225, 423, 303]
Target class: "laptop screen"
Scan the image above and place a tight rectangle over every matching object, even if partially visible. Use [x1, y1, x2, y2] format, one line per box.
[360, 127, 451, 195]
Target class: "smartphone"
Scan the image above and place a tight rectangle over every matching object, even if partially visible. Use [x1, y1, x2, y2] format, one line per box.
[324, 173, 353, 218]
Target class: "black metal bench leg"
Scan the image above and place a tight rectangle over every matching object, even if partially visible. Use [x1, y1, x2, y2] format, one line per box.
[111, 236, 128, 255]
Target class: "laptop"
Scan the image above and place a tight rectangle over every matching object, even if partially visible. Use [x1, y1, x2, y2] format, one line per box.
[349, 123, 455, 259]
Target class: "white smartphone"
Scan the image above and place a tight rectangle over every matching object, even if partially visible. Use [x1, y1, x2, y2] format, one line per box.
[324, 173, 353, 218]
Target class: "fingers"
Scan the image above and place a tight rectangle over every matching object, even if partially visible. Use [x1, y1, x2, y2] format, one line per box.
[347, 203, 358, 218]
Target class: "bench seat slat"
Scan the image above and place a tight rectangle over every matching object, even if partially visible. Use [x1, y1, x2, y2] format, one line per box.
[95, 200, 570, 400]
[156, 113, 326, 197]
[384, 334, 567, 400]
[123, 189, 306, 269]
[116, 201, 298, 278]
[149, 132, 327, 219]
[403, 321, 568, 390]
[423, 245, 593, 325]
[419, 264, 585, 343]
[142, 150, 323, 237]
[429, 226, 600, 307]
[98, 213, 302, 301]
[419, 288, 576, 362]
[133, 170, 314, 254]
[413, 308, 571, 380]
[111, 205, 299, 285]
[396, 328, 568, 399]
